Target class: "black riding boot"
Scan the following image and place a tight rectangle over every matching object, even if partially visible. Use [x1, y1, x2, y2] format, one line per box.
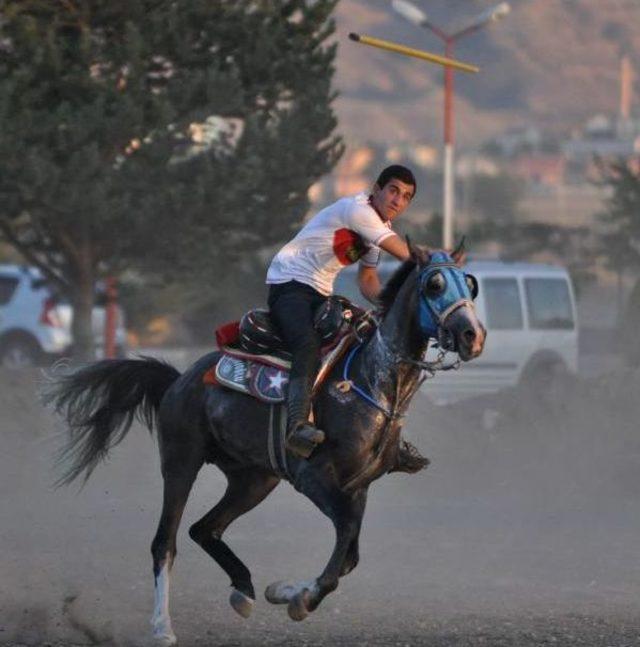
[286, 376, 325, 458]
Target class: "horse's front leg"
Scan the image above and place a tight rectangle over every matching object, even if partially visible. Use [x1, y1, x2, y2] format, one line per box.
[266, 465, 367, 620]
[310, 484, 367, 600]
[340, 489, 367, 576]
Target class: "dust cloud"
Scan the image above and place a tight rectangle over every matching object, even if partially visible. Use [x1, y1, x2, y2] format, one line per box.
[1, 361, 639, 646]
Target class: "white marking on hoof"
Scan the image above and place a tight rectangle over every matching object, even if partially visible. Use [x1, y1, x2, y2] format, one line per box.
[265, 579, 317, 605]
[287, 589, 311, 622]
[229, 589, 254, 618]
[151, 557, 176, 645]
[151, 613, 176, 646]
[152, 628, 177, 646]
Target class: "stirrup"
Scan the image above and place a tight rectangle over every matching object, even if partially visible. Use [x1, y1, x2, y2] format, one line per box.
[390, 439, 430, 474]
[286, 424, 325, 459]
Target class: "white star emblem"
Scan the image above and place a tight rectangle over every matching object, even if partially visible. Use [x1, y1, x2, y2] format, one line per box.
[267, 371, 288, 391]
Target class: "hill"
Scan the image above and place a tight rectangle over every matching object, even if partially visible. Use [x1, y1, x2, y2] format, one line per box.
[333, 0, 640, 148]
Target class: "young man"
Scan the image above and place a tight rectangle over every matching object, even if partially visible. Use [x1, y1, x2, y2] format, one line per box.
[266, 165, 416, 458]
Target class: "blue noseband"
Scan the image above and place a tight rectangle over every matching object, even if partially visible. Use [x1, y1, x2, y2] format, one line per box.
[417, 251, 475, 339]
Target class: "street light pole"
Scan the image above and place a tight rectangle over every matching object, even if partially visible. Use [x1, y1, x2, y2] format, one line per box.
[392, 1, 510, 249]
[443, 37, 455, 250]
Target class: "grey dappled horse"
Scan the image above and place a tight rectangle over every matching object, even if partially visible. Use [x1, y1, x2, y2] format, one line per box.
[48, 243, 485, 645]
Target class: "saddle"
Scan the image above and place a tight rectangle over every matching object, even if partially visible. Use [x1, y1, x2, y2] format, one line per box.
[204, 298, 429, 480]
[205, 297, 373, 403]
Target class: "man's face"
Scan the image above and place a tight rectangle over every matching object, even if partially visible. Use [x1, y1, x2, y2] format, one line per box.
[370, 178, 415, 222]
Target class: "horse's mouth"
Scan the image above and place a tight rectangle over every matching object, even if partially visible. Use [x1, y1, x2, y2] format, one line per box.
[457, 329, 486, 361]
[438, 329, 484, 361]
[443, 311, 486, 361]
[437, 328, 456, 353]
[457, 343, 482, 362]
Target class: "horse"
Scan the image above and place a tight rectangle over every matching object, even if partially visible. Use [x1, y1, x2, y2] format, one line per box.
[46, 243, 485, 645]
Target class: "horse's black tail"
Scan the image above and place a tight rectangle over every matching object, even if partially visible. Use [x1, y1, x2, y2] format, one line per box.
[44, 357, 181, 486]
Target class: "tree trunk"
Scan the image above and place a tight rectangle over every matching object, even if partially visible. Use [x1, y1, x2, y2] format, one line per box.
[70, 268, 96, 362]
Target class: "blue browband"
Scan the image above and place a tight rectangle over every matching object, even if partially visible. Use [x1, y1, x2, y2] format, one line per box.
[417, 251, 474, 338]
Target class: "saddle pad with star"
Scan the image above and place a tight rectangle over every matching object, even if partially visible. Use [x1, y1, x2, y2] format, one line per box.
[210, 334, 355, 404]
[214, 355, 289, 403]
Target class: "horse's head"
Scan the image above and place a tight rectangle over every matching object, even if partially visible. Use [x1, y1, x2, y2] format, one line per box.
[410, 240, 485, 361]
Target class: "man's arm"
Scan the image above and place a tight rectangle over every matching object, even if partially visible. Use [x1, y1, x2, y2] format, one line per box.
[378, 233, 410, 261]
[357, 235, 411, 304]
[357, 264, 382, 304]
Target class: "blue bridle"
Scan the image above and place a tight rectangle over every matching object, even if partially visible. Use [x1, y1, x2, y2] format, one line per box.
[338, 251, 478, 420]
[416, 251, 476, 339]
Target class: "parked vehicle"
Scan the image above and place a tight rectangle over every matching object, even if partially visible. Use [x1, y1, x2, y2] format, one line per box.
[333, 258, 578, 403]
[0, 265, 127, 368]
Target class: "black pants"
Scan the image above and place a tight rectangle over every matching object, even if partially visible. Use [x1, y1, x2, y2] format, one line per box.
[268, 280, 328, 384]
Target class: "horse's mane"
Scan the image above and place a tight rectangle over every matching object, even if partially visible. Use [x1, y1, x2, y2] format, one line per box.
[378, 258, 417, 315]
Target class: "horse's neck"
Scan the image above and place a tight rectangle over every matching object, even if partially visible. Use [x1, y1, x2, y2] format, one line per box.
[375, 269, 427, 362]
[358, 273, 428, 412]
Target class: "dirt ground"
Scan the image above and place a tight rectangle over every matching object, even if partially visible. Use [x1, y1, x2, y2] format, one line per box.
[1, 364, 639, 646]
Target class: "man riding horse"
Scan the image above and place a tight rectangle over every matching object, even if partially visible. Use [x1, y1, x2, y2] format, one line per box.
[267, 165, 417, 458]
[48, 163, 487, 640]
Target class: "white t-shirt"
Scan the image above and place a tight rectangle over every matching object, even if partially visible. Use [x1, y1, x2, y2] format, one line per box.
[266, 193, 395, 296]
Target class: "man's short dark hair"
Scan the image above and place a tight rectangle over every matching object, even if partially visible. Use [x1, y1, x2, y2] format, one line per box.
[375, 165, 417, 197]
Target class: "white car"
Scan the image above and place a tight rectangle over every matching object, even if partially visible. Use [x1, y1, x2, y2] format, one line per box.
[333, 258, 578, 403]
[0, 264, 127, 368]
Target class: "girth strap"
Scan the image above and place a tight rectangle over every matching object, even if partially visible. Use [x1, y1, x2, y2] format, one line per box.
[267, 404, 290, 480]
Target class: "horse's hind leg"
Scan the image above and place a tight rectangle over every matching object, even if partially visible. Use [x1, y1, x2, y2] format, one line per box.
[150, 439, 204, 645]
[188, 467, 279, 618]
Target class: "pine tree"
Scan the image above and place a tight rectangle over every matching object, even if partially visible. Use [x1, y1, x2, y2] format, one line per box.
[0, 0, 343, 358]
[596, 159, 640, 276]
[595, 158, 640, 328]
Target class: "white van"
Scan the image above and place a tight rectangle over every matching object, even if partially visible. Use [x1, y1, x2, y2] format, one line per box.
[333, 259, 578, 403]
[0, 264, 127, 367]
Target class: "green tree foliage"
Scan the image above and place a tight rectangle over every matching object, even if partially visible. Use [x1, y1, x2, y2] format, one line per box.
[0, 0, 343, 357]
[620, 277, 640, 367]
[596, 159, 640, 276]
[597, 159, 640, 351]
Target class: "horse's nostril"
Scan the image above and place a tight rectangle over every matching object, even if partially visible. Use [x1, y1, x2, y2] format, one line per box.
[463, 329, 476, 344]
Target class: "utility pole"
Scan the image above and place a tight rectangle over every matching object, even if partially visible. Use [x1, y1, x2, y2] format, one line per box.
[392, 1, 511, 248]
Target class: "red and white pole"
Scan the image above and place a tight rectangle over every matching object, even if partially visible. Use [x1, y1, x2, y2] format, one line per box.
[443, 39, 455, 250]
[104, 276, 118, 359]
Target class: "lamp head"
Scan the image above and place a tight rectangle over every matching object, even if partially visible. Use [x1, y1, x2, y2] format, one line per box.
[391, 0, 429, 28]
[474, 2, 511, 25]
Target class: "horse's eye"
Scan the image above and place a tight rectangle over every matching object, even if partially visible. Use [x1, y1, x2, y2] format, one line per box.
[465, 274, 478, 300]
[424, 271, 446, 295]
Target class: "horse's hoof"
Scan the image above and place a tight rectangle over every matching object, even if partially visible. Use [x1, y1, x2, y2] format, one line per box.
[265, 580, 294, 604]
[229, 588, 254, 618]
[152, 629, 177, 646]
[151, 616, 177, 646]
[287, 589, 311, 621]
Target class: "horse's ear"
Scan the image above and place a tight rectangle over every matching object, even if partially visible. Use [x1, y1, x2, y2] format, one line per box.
[451, 237, 467, 267]
[405, 235, 430, 266]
